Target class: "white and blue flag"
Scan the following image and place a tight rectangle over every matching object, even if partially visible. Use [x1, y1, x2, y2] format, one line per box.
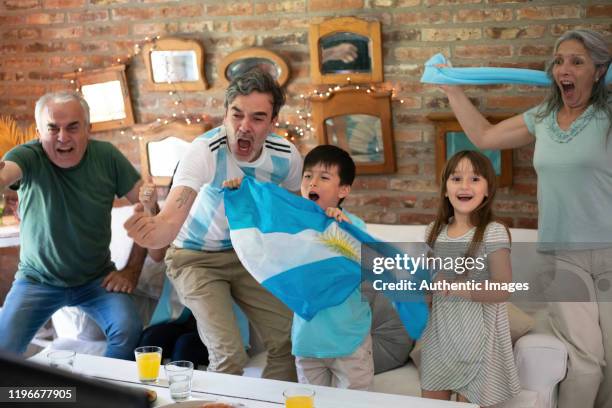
[224, 177, 430, 340]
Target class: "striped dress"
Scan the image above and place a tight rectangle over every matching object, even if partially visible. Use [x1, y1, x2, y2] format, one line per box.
[420, 222, 520, 406]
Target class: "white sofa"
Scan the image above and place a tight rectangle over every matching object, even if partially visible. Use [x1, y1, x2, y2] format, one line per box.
[43, 207, 568, 408]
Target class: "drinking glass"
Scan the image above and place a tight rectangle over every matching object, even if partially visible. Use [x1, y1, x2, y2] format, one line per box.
[47, 350, 76, 372]
[0, 193, 5, 225]
[283, 387, 315, 408]
[134, 346, 162, 383]
[165, 360, 194, 401]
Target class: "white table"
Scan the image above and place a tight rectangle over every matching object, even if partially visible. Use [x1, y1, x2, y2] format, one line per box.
[30, 353, 476, 407]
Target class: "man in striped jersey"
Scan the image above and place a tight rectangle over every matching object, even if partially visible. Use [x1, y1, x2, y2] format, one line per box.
[125, 69, 302, 380]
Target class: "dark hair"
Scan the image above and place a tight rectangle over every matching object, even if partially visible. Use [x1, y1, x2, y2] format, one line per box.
[426, 150, 507, 257]
[224, 68, 285, 119]
[303, 145, 356, 205]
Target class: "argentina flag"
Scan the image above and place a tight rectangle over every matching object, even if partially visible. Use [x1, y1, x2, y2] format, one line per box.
[224, 176, 430, 339]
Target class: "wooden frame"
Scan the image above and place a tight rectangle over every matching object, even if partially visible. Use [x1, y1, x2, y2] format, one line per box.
[218, 47, 290, 86]
[133, 120, 211, 186]
[143, 37, 207, 92]
[63, 65, 134, 132]
[309, 16, 383, 85]
[430, 114, 513, 187]
[311, 87, 395, 174]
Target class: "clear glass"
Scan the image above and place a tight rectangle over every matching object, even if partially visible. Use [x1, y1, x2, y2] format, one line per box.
[134, 346, 162, 383]
[165, 360, 194, 401]
[283, 387, 315, 408]
[47, 350, 76, 372]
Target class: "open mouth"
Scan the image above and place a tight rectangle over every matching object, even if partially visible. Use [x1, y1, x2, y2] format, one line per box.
[237, 138, 252, 154]
[457, 194, 473, 202]
[308, 192, 320, 202]
[560, 80, 575, 96]
[56, 147, 74, 155]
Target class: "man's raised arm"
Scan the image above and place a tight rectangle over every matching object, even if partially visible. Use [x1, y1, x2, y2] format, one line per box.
[0, 161, 22, 191]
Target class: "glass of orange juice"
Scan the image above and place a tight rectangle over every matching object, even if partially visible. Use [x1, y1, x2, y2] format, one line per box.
[283, 387, 315, 408]
[134, 346, 162, 383]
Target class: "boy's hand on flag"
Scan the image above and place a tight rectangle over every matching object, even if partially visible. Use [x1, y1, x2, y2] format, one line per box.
[222, 177, 243, 190]
[325, 207, 351, 223]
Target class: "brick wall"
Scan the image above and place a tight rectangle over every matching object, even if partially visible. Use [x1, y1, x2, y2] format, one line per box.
[1, 0, 611, 227]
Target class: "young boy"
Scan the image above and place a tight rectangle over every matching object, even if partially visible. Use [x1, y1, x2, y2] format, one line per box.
[292, 144, 374, 390]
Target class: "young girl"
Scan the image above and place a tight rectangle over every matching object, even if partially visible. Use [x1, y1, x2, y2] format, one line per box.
[420, 150, 520, 407]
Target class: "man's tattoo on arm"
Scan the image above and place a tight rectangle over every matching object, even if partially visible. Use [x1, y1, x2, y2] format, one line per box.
[175, 187, 195, 209]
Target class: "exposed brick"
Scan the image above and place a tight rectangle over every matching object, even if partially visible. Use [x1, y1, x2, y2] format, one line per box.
[425, 0, 480, 5]
[309, 0, 364, 11]
[586, 5, 612, 18]
[396, 163, 420, 176]
[254, 0, 305, 14]
[25, 42, 66, 52]
[0, 44, 22, 54]
[394, 129, 422, 142]
[25, 12, 65, 24]
[357, 210, 398, 224]
[207, 35, 257, 49]
[551, 23, 612, 37]
[180, 21, 229, 33]
[111, 7, 156, 20]
[494, 200, 538, 213]
[3, 0, 40, 10]
[422, 28, 481, 42]
[513, 166, 536, 178]
[206, 3, 253, 16]
[383, 29, 420, 42]
[517, 45, 553, 57]
[394, 10, 451, 25]
[454, 45, 512, 59]
[516, 6, 581, 21]
[485, 25, 546, 40]
[42, 0, 85, 7]
[396, 0, 421, 5]
[390, 178, 438, 193]
[42, 26, 84, 39]
[370, 0, 395, 7]
[399, 212, 436, 225]
[133, 22, 179, 36]
[85, 23, 129, 37]
[28, 71, 65, 80]
[232, 19, 281, 32]
[3, 28, 41, 40]
[159, 4, 204, 18]
[516, 218, 537, 229]
[485, 95, 544, 111]
[394, 46, 449, 61]
[352, 177, 389, 190]
[68, 10, 108, 22]
[511, 183, 537, 196]
[90, 0, 129, 4]
[261, 32, 308, 46]
[454, 8, 512, 23]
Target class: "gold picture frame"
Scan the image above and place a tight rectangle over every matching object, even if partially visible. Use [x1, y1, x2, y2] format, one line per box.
[143, 37, 208, 92]
[309, 16, 383, 85]
[310, 87, 396, 174]
[63, 65, 135, 133]
[218, 47, 290, 86]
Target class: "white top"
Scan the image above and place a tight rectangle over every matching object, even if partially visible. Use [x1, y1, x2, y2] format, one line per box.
[172, 126, 303, 251]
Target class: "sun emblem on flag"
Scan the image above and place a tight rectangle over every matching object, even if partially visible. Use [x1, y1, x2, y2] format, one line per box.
[318, 223, 360, 263]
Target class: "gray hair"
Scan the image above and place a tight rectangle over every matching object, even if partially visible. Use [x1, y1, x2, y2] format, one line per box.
[224, 68, 285, 119]
[538, 29, 611, 122]
[35, 91, 90, 130]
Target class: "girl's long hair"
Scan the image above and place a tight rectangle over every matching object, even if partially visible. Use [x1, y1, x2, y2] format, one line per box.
[426, 150, 506, 257]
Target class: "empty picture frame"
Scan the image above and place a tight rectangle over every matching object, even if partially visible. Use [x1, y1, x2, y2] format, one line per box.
[218, 47, 290, 86]
[133, 119, 211, 186]
[143, 37, 208, 92]
[309, 16, 383, 85]
[311, 87, 396, 174]
[63, 65, 135, 132]
[430, 114, 513, 187]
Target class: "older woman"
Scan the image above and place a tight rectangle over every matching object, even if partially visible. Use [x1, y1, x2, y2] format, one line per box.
[437, 29, 611, 408]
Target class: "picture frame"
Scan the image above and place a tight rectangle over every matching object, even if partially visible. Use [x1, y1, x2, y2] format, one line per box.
[218, 47, 290, 86]
[63, 65, 135, 133]
[310, 87, 396, 174]
[309, 16, 383, 85]
[430, 114, 513, 187]
[133, 120, 211, 186]
[143, 37, 208, 92]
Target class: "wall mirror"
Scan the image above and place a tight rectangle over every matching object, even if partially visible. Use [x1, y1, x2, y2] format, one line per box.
[134, 120, 211, 186]
[218, 47, 290, 86]
[311, 88, 395, 174]
[429, 114, 513, 187]
[309, 16, 383, 85]
[63, 65, 134, 132]
[143, 37, 207, 92]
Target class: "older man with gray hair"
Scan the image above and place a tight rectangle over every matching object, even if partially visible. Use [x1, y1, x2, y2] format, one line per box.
[0, 91, 144, 359]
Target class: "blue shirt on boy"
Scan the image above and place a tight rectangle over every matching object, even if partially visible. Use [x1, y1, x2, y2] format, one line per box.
[291, 211, 372, 358]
